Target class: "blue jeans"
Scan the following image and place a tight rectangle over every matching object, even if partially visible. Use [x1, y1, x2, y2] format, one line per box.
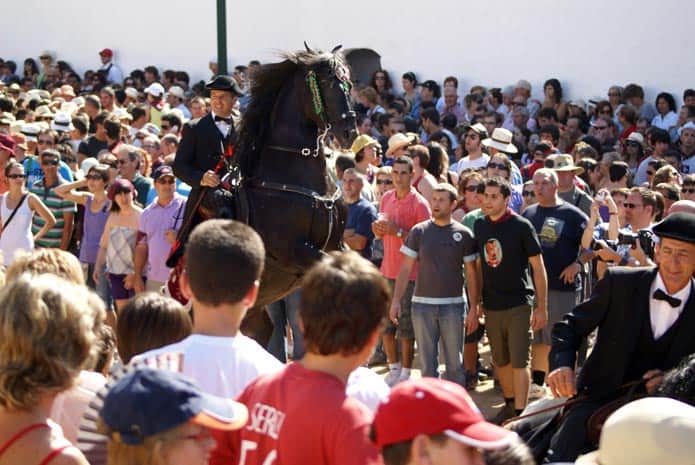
[85, 262, 113, 311]
[267, 289, 304, 362]
[411, 302, 465, 385]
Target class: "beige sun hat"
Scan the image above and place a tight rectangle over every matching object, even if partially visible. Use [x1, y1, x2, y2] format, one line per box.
[546, 153, 584, 175]
[482, 127, 518, 154]
[385, 132, 415, 157]
[575, 397, 695, 465]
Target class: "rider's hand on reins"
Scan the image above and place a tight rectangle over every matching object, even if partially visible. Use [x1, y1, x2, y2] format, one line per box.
[547, 366, 577, 398]
[201, 170, 221, 188]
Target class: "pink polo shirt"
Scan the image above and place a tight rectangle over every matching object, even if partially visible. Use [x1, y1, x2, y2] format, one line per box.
[379, 187, 431, 280]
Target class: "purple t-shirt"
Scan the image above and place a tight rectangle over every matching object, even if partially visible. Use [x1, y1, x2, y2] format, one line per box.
[138, 194, 186, 282]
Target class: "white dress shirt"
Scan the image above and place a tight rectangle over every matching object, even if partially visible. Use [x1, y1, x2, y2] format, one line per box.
[210, 111, 231, 138]
[649, 272, 692, 339]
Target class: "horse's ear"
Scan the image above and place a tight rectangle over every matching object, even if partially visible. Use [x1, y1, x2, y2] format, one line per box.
[304, 41, 314, 53]
[331, 45, 342, 53]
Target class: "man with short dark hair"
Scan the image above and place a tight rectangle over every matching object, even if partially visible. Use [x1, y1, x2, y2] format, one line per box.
[217, 251, 388, 465]
[371, 378, 516, 465]
[392, 183, 479, 385]
[137, 219, 281, 397]
[623, 83, 657, 121]
[635, 127, 671, 185]
[450, 123, 489, 175]
[30, 149, 76, 250]
[475, 176, 547, 422]
[373, 156, 431, 386]
[678, 122, 695, 174]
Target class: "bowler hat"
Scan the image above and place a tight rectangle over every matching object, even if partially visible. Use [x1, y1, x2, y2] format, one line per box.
[205, 75, 244, 97]
[652, 212, 695, 244]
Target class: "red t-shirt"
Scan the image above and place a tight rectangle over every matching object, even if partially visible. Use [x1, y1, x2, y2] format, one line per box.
[211, 362, 382, 465]
[379, 188, 431, 280]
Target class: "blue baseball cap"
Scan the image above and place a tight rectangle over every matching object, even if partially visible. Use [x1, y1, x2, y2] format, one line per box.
[100, 368, 248, 445]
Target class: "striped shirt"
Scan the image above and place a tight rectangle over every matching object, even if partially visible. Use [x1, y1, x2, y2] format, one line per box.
[30, 177, 77, 248]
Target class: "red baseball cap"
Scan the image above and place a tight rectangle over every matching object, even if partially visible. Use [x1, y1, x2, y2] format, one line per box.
[372, 379, 515, 449]
[99, 48, 113, 57]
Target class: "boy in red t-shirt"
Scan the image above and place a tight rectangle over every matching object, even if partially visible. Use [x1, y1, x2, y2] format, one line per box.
[211, 251, 390, 465]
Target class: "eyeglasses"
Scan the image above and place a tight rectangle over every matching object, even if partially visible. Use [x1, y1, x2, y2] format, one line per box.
[7, 174, 26, 179]
[523, 190, 535, 197]
[623, 202, 643, 209]
[465, 185, 479, 192]
[41, 159, 59, 166]
[156, 178, 176, 184]
[38, 139, 54, 145]
[487, 162, 509, 171]
[375, 179, 393, 185]
[86, 174, 104, 181]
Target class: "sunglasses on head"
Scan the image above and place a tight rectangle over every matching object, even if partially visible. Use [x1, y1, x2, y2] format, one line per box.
[487, 162, 509, 171]
[376, 179, 393, 185]
[41, 158, 59, 166]
[7, 173, 26, 179]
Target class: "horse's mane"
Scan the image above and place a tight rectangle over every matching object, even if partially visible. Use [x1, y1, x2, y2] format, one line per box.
[236, 49, 345, 176]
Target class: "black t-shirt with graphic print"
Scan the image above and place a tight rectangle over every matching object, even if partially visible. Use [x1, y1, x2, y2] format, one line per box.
[522, 202, 588, 292]
[474, 213, 542, 310]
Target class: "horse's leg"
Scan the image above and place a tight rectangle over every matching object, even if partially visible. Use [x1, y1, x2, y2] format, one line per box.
[240, 305, 274, 347]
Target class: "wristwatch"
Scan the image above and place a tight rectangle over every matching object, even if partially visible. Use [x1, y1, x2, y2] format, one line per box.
[396, 228, 404, 238]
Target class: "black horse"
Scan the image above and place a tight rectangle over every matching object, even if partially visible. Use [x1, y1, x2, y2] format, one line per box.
[227, 45, 358, 342]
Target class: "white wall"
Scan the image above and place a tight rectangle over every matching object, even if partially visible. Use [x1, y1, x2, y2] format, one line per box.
[3, 0, 693, 104]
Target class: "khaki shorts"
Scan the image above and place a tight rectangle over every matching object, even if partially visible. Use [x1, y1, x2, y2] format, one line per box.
[533, 290, 579, 346]
[485, 304, 532, 368]
[384, 279, 415, 340]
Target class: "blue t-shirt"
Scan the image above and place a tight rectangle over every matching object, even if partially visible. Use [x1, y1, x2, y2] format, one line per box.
[346, 197, 377, 259]
[522, 202, 588, 292]
[23, 157, 74, 187]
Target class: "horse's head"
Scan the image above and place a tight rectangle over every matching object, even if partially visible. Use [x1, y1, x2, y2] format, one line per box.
[299, 45, 358, 149]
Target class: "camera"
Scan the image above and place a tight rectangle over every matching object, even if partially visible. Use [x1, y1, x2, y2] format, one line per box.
[617, 230, 656, 259]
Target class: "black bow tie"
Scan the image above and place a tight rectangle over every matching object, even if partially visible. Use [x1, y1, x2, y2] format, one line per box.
[653, 289, 681, 308]
[214, 115, 232, 124]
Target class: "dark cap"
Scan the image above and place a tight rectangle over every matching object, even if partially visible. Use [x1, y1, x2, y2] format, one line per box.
[100, 368, 248, 445]
[420, 80, 440, 93]
[107, 178, 135, 201]
[0, 133, 16, 155]
[205, 75, 244, 96]
[652, 212, 695, 244]
[153, 165, 175, 181]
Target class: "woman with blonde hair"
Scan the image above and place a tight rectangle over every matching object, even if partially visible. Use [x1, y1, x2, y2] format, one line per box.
[0, 273, 105, 465]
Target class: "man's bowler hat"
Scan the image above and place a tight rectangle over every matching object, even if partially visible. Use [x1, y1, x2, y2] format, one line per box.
[205, 75, 244, 97]
[652, 212, 695, 245]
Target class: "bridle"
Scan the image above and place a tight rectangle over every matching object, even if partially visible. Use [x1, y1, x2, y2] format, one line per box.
[267, 59, 355, 158]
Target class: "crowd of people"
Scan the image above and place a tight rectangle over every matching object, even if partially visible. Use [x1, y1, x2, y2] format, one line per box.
[0, 47, 694, 465]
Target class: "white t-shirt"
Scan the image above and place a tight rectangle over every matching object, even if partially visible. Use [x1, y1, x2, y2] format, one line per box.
[451, 154, 490, 175]
[346, 367, 390, 413]
[136, 334, 283, 397]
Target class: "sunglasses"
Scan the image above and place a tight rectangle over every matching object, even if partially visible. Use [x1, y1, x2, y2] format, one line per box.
[465, 185, 479, 192]
[624, 203, 642, 209]
[160, 125, 170, 131]
[41, 159, 59, 166]
[376, 179, 393, 185]
[682, 188, 695, 194]
[7, 174, 26, 179]
[523, 190, 535, 197]
[487, 162, 509, 171]
[156, 178, 176, 184]
[86, 174, 105, 181]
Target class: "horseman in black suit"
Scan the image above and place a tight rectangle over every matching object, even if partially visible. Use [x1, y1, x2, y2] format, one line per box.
[545, 212, 695, 462]
[170, 75, 244, 263]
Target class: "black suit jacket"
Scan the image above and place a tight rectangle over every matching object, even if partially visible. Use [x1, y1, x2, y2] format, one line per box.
[173, 113, 234, 189]
[550, 267, 695, 399]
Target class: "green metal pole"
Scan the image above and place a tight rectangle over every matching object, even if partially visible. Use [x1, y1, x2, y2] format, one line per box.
[216, 0, 228, 75]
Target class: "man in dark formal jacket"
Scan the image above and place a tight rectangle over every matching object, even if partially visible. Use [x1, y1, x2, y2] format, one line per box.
[544, 212, 695, 462]
[171, 75, 243, 259]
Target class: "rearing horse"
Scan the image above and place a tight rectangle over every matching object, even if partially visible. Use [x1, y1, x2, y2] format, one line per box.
[234, 45, 358, 342]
